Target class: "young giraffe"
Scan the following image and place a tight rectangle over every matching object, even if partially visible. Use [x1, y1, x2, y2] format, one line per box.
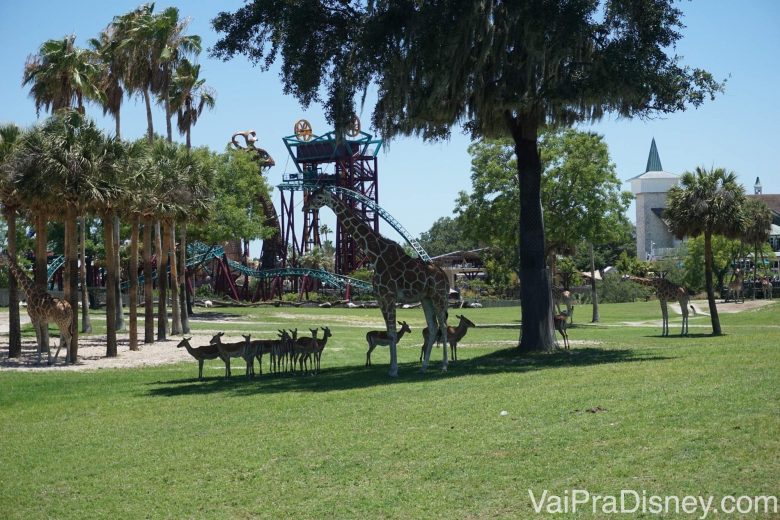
[624, 275, 694, 336]
[1, 252, 73, 364]
[305, 188, 450, 377]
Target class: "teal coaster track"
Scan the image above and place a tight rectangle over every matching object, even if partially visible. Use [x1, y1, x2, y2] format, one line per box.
[276, 182, 432, 263]
[114, 241, 373, 295]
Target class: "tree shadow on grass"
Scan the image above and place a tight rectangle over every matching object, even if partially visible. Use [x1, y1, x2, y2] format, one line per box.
[144, 346, 673, 398]
[187, 311, 244, 322]
[641, 333, 718, 339]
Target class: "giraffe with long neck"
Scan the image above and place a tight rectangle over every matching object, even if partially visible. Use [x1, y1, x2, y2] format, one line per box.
[305, 188, 450, 376]
[625, 275, 693, 336]
[1, 252, 73, 364]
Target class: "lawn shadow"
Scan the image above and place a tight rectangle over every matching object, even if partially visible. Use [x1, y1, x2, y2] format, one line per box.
[187, 311, 244, 322]
[641, 333, 718, 339]
[145, 346, 673, 398]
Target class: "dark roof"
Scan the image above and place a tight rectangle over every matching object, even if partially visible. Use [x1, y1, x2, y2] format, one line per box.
[747, 194, 780, 226]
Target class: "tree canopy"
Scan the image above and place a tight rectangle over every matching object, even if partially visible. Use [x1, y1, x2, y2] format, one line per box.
[213, 0, 722, 352]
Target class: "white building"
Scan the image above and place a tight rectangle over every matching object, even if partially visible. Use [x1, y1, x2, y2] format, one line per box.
[629, 139, 681, 260]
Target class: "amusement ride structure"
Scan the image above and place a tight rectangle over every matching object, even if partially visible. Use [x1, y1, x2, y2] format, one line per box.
[44, 119, 432, 302]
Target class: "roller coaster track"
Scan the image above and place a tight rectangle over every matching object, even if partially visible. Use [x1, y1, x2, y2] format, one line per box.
[277, 182, 432, 262]
[47, 255, 65, 281]
[120, 242, 372, 294]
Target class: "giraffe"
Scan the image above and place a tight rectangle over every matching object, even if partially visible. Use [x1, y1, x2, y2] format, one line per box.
[1, 252, 73, 365]
[726, 268, 744, 303]
[552, 285, 574, 324]
[624, 275, 693, 336]
[305, 188, 450, 376]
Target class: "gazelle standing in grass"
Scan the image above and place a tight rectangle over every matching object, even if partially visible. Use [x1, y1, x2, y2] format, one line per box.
[553, 311, 570, 350]
[366, 321, 412, 367]
[210, 332, 252, 379]
[294, 326, 332, 374]
[419, 314, 476, 362]
[176, 337, 220, 380]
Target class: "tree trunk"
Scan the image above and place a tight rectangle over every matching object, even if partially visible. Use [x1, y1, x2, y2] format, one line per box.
[103, 216, 117, 356]
[704, 232, 722, 335]
[169, 221, 182, 335]
[129, 216, 139, 351]
[143, 88, 154, 144]
[157, 221, 169, 341]
[143, 220, 154, 344]
[79, 216, 92, 333]
[5, 208, 22, 358]
[753, 244, 758, 300]
[114, 215, 124, 331]
[590, 242, 600, 323]
[179, 222, 190, 332]
[165, 95, 173, 143]
[34, 215, 49, 352]
[509, 116, 555, 353]
[65, 209, 79, 362]
[114, 111, 121, 141]
[186, 126, 191, 150]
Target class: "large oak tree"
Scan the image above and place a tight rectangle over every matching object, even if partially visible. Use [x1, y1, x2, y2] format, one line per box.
[213, 0, 721, 351]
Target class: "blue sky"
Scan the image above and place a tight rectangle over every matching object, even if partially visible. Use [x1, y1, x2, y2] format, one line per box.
[1, 1, 778, 256]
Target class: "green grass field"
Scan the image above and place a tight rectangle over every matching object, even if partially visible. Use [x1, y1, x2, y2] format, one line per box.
[1, 300, 778, 518]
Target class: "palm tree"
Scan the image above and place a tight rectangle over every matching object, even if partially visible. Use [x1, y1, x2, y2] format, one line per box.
[170, 58, 215, 150]
[88, 30, 124, 139]
[742, 198, 772, 298]
[12, 112, 124, 359]
[150, 7, 202, 143]
[666, 167, 746, 335]
[0, 124, 24, 357]
[22, 35, 100, 116]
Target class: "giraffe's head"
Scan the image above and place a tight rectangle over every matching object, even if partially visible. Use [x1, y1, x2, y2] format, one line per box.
[304, 188, 333, 212]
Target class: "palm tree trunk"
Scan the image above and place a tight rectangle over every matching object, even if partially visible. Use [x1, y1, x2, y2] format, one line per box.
[79, 216, 92, 333]
[129, 216, 139, 351]
[704, 232, 722, 335]
[169, 221, 182, 335]
[103, 216, 118, 356]
[165, 96, 173, 143]
[590, 242, 600, 323]
[179, 221, 190, 333]
[143, 220, 154, 344]
[114, 215, 124, 331]
[143, 88, 154, 144]
[510, 117, 555, 352]
[65, 208, 79, 362]
[186, 126, 191, 150]
[753, 244, 758, 300]
[114, 112, 121, 141]
[34, 214, 49, 352]
[157, 221, 169, 341]
[5, 208, 22, 358]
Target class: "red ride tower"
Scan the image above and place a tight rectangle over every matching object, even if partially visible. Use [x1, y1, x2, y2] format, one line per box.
[278, 119, 383, 275]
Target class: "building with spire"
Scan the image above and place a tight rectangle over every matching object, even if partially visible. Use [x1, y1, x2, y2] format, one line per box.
[629, 139, 680, 260]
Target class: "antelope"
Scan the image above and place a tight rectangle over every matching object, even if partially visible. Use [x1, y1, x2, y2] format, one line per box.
[250, 338, 277, 375]
[554, 311, 570, 350]
[176, 337, 221, 380]
[419, 314, 475, 362]
[294, 326, 332, 374]
[365, 321, 412, 367]
[210, 331, 252, 379]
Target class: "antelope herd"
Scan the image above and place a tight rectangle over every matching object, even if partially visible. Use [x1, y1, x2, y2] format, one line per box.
[177, 326, 333, 380]
[175, 313, 490, 380]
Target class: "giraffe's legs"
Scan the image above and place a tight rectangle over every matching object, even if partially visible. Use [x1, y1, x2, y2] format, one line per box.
[436, 301, 449, 372]
[660, 300, 669, 337]
[380, 300, 398, 377]
[420, 299, 438, 373]
[33, 321, 43, 365]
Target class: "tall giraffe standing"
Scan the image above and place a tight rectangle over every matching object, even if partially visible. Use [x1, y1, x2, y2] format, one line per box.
[1, 252, 73, 364]
[305, 188, 450, 376]
[625, 275, 693, 336]
[552, 285, 574, 324]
